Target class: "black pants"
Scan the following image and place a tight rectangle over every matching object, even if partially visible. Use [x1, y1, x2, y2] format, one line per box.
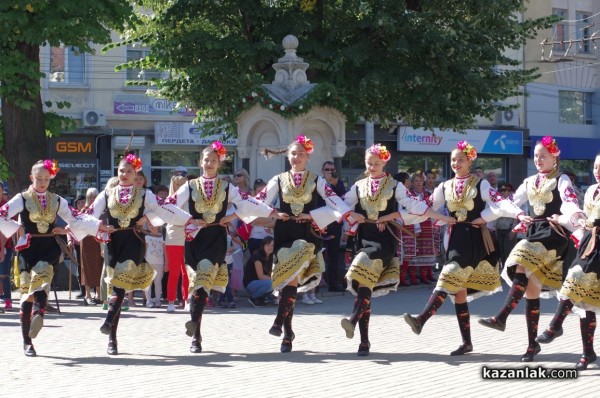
[324, 222, 343, 287]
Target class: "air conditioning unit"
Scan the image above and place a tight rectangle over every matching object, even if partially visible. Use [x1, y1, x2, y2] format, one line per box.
[83, 110, 106, 128]
[494, 109, 519, 127]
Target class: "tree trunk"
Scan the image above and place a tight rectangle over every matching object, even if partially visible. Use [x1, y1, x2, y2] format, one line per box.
[1, 42, 47, 195]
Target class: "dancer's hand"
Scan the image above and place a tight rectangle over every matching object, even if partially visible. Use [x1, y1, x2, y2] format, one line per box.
[296, 213, 312, 223]
[220, 214, 238, 226]
[274, 212, 289, 221]
[471, 217, 486, 226]
[376, 222, 386, 232]
[350, 211, 366, 223]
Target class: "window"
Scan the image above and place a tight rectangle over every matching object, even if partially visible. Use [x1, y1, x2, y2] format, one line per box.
[126, 48, 162, 82]
[576, 12, 591, 54]
[398, 155, 446, 183]
[552, 9, 567, 53]
[49, 46, 86, 85]
[559, 90, 592, 124]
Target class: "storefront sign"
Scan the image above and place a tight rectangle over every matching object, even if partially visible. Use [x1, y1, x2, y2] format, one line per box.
[114, 94, 196, 116]
[154, 122, 238, 146]
[530, 136, 600, 160]
[49, 136, 96, 159]
[398, 128, 523, 155]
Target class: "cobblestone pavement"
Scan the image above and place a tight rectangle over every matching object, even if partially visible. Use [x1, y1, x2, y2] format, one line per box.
[1, 285, 597, 397]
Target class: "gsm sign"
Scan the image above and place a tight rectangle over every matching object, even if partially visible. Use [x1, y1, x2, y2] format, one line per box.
[56, 142, 92, 153]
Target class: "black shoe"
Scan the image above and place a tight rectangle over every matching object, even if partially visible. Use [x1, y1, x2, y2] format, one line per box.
[280, 332, 295, 353]
[24, 344, 36, 357]
[82, 298, 89, 306]
[575, 353, 597, 370]
[535, 327, 563, 344]
[450, 343, 473, 356]
[269, 325, 283, 337]
[357, 341, 371, 357]
[190, 340, 202, 354]
[100, 322, 111, 335]
[185, 320, 197, 337]
[403, 314, 422, 335]
[107, 342, 118, 355]
[341, 318, 355, 339]
[76, 293, 85, 299]
[521, 343, 541, 362]
[478, 317, 506, 332]
[248, 297, 266, 307]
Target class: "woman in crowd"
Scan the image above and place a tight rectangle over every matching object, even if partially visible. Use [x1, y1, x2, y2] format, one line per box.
[91, 153, 192, 355]
[165, 175, 189, 312]
[0, 160, 110, 356]
[244, 236, 275, 307]
[260, 135, 351, 353]
[535, 152, 600, 370]
[478, 136, 583, 362]
[404, 141, 524, 356]
[172, 141, 285, 353]
[341, 145, 454, 356]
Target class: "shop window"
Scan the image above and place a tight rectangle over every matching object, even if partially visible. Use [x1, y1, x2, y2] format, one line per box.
[559, 90, 592, 124]
[49, 45, 86, 85]
[471, 157, 506, 187]
[150, 150, 233, 188]
[398, 155, 446, 183]
[562, 159, 593, 191]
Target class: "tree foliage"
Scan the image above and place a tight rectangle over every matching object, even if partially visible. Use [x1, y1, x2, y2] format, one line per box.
[0, 0, 137, 190]
[116, 0, 556, 134]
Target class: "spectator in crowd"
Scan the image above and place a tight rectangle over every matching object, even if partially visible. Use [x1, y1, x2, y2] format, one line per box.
[486, 171, 499, 190]
[73, 195, 87, 301]
[424, 169, 437, 194]
[172, 166, 188, 177]
[0, 181, 14, 311]
[80, 189, 103, 306]
[165, 175, 189, 312]
[318, 161, 347, 292]
[246, 179, 275, 254]
[494, 184, 518, 271]
[233, 168, 252, 197]
[473, 166, 484, 179]
[244, 236, 275, 307]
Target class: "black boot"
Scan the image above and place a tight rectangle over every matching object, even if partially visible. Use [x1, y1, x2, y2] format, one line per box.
[450, 302, 473, 356]
[404, 290, 447, 335]
[521, 298, 541, 362]
[576, 312, 597, 370]
[20, 301, 36, 357]
[479, 273, 528, 332]
[357, 302, 371, 356]
[101, 287, 125, 335]
[186, 289, 207, 338]
[107, 310, 120, 355]
[341, 287, 371, 340]
[536, 299, 572, 344]
[190, 326, 202, 354]
[270, 285, 297, 337]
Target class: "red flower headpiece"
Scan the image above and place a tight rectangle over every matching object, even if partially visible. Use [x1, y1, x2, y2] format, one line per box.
[295, 135, 314, 154]
[125, 153, 143, 172]
[211, 141, 227, 161]
[540, 136, 560, 157]
[367, 144, 391, 162]
[456, 140, 477, 160]
[43, 159, 60, 178]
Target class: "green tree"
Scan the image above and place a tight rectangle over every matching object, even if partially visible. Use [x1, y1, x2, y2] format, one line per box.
[0, 0, 136, 192]
[116, 0, 555, 134]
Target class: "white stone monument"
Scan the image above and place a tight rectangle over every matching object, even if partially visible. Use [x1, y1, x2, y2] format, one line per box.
[236, 35, 347, 180]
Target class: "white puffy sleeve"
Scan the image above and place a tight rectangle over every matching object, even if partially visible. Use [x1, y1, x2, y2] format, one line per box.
[57, 197, 102, 241]
[144, 189, 191, 227]
[555, 174, 585, 230]
[479, 179, 523, 222]
[0, 194, 25, 238]
[228, 184, 274, 224]
[310, 176, 351, 230]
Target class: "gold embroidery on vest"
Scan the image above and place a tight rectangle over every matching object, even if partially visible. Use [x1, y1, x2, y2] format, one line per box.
[23, 188, 59, 234]
[445, 177, 478, 222]
[527, 170, 559, 216]
[280, 171, 316, 216]
[190, 177, 227, 224]
[584, 187, 600, 222]
[357, 176, 396, 220]
[107, 186, 143, 228]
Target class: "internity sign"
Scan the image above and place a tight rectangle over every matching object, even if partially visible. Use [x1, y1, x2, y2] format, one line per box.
[397, 128, 523, 155]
